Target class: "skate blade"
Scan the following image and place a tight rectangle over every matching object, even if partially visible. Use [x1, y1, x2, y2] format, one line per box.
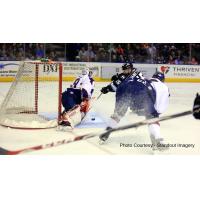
[56, 125, 73, 132]
[99, 139, 107, 145]
[152, 148, 170, 154]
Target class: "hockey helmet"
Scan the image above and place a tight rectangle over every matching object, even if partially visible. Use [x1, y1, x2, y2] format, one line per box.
[122, 63, 137, 73]
[152, 71, 165, 82]
[122, 62, 133, 70]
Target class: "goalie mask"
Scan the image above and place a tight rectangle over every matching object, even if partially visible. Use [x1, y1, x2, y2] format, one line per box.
[82, 68, 89, 75]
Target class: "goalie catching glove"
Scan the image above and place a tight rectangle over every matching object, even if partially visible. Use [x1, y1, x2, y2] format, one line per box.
[193, 93, 200, 119]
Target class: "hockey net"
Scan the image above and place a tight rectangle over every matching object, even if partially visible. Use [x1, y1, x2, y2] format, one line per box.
[0, 61, 63, 129]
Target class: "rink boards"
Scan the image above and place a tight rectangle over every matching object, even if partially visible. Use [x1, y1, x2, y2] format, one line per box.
[1, 61, 200, 82]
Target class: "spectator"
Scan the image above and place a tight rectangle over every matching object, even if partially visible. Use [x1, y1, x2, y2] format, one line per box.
[78, 46, 86, 61]
[25, 43, 36, 60]
[118, 54, 125, 63]
[188, 57, 198, 65]
[0, 43, 199, 64]
[111, 54, 117, 62]
[75, 56, 81, 61]
[83, 45, 95, 62]
[128, 54, 135, 63]
[116, 44, 124, 56]
[168, 55, 175, 64]
[109, 44, 117, 55]
[174, 56, 183, 65]
[48, 51, 58, 61]
[109, 44, 117, 62]
[35, 44, 44, 59]
[16, 51, 24, 61]
[96, 47, 108, 62]
[147, 44, 157, 63]
[139, 44, 149, 63]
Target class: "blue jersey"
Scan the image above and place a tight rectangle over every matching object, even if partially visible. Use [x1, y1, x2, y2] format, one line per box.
[114, 71, 158, 119]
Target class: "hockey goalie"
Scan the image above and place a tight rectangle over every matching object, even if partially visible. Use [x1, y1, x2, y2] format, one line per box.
[58, 68, 95, 130]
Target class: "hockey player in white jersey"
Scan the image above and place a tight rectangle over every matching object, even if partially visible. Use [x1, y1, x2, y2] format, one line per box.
[59, 67, 95, 129]
[147, 72, 170, 150]
[99, 63, 170, 151]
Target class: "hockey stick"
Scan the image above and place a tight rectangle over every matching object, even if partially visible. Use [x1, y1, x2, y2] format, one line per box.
[81, 93, 103, 121]
[89, 92, 103, 112]
[89, 93, 103, 109]
[97, 93, 103, 100]
[0, 131, 102, 155]
[0, 110, 192, 155]
[102, 110, 192, 135]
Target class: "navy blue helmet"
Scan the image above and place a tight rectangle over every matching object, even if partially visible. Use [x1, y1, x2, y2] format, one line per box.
[152, 71, 165, 82]
[122, 62, 134, 70]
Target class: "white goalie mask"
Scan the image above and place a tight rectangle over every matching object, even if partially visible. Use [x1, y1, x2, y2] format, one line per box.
[82, 68, 89, 75]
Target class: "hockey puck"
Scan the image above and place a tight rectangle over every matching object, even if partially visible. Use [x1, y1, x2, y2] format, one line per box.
[91, 117, 95, 121]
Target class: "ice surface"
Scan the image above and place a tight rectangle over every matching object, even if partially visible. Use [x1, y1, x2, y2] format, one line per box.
[0, 82, 200, 155]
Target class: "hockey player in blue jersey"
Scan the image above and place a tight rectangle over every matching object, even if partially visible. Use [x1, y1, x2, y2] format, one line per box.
[59, 68, 95, 129]
[99, 63, 170, 151]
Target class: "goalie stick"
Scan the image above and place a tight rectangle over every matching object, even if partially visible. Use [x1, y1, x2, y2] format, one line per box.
[81, 93, 103, 121]
[0, 110, 192, 155]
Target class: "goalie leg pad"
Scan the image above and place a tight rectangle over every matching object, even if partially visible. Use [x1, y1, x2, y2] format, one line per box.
[80, 99, 91, 113]
[60, 105, 82, 128]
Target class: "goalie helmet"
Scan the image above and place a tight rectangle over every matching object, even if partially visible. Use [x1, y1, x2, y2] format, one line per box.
[152, 71, 165, 82]
[82, 67, 89, 75]
[88, 70, 93, 77]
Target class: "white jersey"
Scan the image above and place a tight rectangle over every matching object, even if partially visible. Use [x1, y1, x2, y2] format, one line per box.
[72, 74, 95, 98]
[150, 78, 170, 114]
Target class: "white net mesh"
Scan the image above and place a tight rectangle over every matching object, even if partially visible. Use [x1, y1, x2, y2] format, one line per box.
[0, 61, 62, 128]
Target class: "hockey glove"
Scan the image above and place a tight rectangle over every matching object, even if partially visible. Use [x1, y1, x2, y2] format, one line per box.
[111, 73, 119, 81]
[101, 85, 111, 94]
[193, 93, 200, 119]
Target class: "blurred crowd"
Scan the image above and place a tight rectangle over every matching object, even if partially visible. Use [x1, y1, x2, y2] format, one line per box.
[0, 43, 200, 65]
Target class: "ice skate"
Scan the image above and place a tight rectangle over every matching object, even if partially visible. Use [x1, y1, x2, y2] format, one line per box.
[99, 133, 111, 144]
[99, 127, 112, 144]
[57, 120, 73, 132]
[150, 135, 169, 152]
